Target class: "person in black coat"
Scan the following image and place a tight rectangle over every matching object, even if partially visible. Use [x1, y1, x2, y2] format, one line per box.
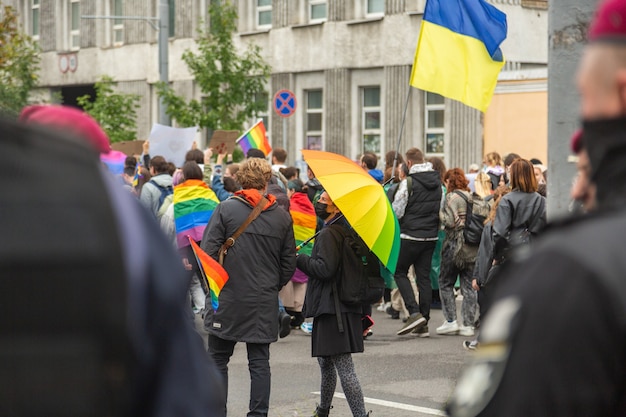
[296, 191, 369, 417]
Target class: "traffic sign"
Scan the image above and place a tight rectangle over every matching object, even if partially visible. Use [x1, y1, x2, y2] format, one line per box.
[273, 89, 297, 118]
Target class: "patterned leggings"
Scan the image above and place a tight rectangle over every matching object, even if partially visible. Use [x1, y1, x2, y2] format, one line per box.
[318, 354, 367, 417]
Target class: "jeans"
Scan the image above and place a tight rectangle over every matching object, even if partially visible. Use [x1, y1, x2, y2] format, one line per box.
[438, 241, 478, 327]
[393, 239, 437, 320]
[208, 335, 271, 417]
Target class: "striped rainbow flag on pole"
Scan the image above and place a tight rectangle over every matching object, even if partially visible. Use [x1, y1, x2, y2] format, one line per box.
[174, 179, 220, 248]
[188, 237, 229, 311]
[236, 120, 272, 156]
[289, 193, 316, 256]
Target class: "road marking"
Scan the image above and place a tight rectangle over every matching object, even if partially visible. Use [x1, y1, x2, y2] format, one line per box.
[312, 392, 447, 416]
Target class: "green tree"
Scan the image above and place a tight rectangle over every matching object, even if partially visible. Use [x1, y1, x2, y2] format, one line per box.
[156, 1, 271, 132]
[77, 76, 140, 143]
[0, 4, 41, 117]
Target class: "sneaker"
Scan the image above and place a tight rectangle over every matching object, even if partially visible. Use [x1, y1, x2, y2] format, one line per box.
[385, 305, 400, 320]
[463, 340, 479, 350]
[436, 320, 459, 335]
[459, 326, 475, 337]
[396, 313, 427, 335]
[411, 325, 430, 338]
[377, 301, 391, 312]
[300, 322, 313, 335]
[363, 329, 373, 339]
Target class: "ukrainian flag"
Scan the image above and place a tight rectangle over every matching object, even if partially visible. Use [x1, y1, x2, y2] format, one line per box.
[410, 0, 507, 113]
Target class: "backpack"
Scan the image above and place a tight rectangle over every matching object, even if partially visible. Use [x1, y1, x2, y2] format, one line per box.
[150, 179, 173, 216]
[334, 227, 385, 306]
[454, 191, 490, 246]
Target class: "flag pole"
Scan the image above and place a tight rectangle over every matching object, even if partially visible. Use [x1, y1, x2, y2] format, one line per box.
[391, 87, 412, 182]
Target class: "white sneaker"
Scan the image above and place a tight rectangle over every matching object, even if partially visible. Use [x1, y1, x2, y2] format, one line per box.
[459, 326, 475, 337]
[300, 322, 313, 335]
[377, 301, 391, 312]
[436, 320, 459, 335]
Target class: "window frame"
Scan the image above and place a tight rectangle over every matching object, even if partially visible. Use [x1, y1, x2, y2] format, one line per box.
[305, 89, 324, 150]
[308, 0, 327, 24]
[424, 92, 446, 157]
[31, 0, 40, 40]
[256, 0, 272, 29]
[69, 0, 80, 51]
[112, 0, 124, 45]
[365, 0, 385, 18]
[361, 86, 382, 156]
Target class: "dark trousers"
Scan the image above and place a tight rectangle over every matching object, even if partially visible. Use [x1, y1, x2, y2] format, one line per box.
[393, 239, 437, 321]
[208, 334, 271, 417]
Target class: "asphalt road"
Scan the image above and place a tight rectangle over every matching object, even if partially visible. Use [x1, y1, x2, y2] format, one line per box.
[195, 299, 472, 417]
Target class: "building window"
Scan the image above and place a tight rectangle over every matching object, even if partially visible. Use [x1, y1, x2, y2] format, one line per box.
[424, 92, 445, 155]
[70, 0, 80, 50]
[113, 0, 123, 45]
[31, 0, 40, 39]
[306, 90, 323, 150]
[366, 0, 384, 16]
[257, 0, 272, 29]
[169, 0, 175, 37]
[309, 0, 327, 23]
[362, 87, 381, 155]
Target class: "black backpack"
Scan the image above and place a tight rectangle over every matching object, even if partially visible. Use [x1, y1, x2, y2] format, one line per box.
[454, 191, 490, 246]
[0, 119, 131, 416]
[334, 227, 385, 306]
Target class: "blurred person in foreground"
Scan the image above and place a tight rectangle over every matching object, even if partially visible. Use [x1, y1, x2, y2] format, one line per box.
[447, 1, 626, 416]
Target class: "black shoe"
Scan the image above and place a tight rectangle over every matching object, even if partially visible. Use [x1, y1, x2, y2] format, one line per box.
[279, 311, 291, 338]
[385, 306, 400, 319]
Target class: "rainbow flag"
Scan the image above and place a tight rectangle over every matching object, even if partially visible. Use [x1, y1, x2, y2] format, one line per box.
[174, 179, 220, 248]
[188, 237, 229, 311]
[100, 150, 127, 175]
[236, 120, 272, 156]
[289, 193, 316, 256]
[410, 0, 507, 112]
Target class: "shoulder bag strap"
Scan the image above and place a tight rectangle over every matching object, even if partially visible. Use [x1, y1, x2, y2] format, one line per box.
[218, 196, 269, 265]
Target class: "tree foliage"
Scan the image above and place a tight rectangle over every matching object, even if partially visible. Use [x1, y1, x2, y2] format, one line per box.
[77, 76, 140, 143]
[0, 4, 41, 117]
[156, 1, 271, 131]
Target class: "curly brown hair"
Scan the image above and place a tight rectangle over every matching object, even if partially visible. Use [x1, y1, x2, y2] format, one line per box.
[236, 158, 272, 190]
[443, 168, 469, 192]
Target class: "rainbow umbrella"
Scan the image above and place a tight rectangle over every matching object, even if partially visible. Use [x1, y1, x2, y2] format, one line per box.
[301, 150, 401, 274]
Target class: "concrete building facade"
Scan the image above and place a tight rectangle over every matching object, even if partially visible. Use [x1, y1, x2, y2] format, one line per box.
[8, 0, 548, 170]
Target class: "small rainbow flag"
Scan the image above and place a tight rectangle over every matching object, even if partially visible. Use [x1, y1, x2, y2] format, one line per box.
[100, 150, 127, 175]
[174, 179, 220, 248]
[236, 120, 272, 156]
[188, 237, 229, 311]
[289, 193, 316, 256]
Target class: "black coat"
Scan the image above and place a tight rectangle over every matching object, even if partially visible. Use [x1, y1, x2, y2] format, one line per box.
[202, 195, 296, 343]
[297, 219, 363, 318]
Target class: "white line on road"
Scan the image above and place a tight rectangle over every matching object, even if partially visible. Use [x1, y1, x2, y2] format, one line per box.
[312, 392, 447, 416]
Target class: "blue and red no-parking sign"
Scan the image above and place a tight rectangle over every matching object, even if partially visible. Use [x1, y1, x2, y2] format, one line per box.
[273, 89, 297, 118]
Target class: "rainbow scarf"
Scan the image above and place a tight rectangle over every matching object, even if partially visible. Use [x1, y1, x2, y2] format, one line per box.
[289, 192, 316, 256]
[174, 179, 220, 248]
[188, 238, 229, 311]
[236, 120, 272, 156]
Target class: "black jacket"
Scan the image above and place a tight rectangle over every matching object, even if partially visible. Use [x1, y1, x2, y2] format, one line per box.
[297, 218, 363, 318]
[202, 195, 296, 343]
[401, 170, 442, 239]
[492, 190, 546, 261]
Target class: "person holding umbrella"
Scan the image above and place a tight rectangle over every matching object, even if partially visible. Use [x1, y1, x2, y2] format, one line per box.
[296, 191, 370, 417]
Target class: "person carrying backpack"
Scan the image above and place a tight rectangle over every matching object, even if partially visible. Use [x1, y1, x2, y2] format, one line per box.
[139, 155, 173, 217]
[297, 191, 370, 417]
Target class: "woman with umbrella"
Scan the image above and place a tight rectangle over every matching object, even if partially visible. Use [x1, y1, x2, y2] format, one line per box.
[296, 191, 370, 417]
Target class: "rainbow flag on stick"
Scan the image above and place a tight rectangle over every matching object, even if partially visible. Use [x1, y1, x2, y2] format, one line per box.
[236, 120, 272, 156]
[174, 179, 220, 248]
[410, 0, 507, 112]
[289, 193, 316, 256]
[188, 237, 229, 311]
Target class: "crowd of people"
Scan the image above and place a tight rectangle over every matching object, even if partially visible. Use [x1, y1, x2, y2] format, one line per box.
[6, 1, 626, 415]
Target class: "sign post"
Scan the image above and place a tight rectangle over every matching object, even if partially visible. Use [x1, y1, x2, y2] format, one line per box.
[273, 89, 297, 151]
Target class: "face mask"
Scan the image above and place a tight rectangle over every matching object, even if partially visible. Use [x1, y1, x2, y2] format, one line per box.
[315, 202, 331, 220]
